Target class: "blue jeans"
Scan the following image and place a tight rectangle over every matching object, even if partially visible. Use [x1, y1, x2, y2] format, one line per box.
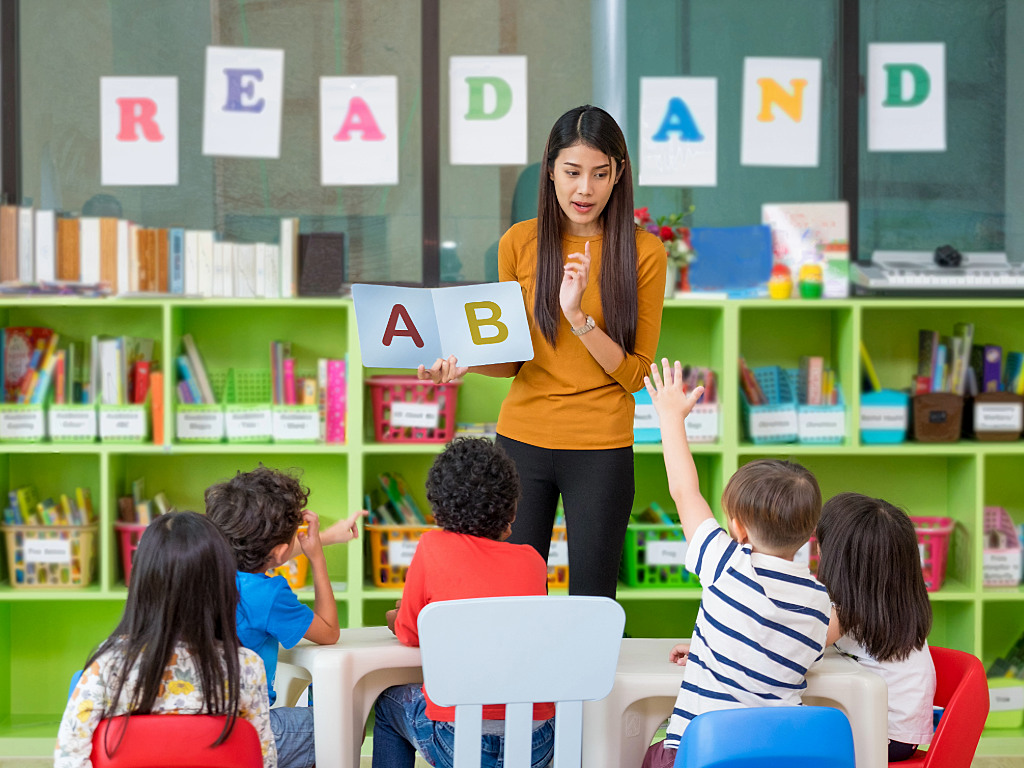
[372, 683, 554, 768]
[269, 706, 316, 768]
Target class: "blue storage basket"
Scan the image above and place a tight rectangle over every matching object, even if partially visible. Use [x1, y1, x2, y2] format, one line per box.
[740, 366, 798, 444]
[633, 388, 661, 443]
[788, 369, 846, 445]
[860, 389, 910, 444]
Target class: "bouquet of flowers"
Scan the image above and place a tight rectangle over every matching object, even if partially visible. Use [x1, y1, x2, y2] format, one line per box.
[634, 206, 695, 268]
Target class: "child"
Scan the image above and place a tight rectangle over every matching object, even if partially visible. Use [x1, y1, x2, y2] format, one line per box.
[816, 492, 936, 762]
[374, 437, 555, 768]
[55, 512, 276, 768]
[206, 464, 364, 768]
[642, 359, 831, 768]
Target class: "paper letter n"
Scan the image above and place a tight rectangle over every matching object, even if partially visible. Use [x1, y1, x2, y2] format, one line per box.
[756, 78, 808, 122]
[465, 302, 509, 345]
[382, 304, 424, 348]
[116, 98, 164, 141]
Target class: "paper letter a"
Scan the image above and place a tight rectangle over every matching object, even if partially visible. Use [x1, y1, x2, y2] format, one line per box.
[382, 304, 425, 348]
[334, 97, 386, 141]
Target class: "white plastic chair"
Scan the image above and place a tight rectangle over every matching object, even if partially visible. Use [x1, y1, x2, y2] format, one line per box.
[417, 595, 625, 768]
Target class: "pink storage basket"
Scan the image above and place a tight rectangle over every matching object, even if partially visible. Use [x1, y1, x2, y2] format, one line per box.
[807, 515, 955, 593]
[114, 522, 149, 587]
[984, 506, 1022, 587]
[367, 376, 460, 443]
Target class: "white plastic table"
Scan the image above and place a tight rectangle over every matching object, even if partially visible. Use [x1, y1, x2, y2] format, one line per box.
[279, 630, 888, 768]
[580, 638, 888, 768]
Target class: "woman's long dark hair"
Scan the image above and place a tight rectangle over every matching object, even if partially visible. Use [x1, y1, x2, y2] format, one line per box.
[535, 105, 639, 351]
[816, 492, 932, 663]
[84, 511, 242, 755]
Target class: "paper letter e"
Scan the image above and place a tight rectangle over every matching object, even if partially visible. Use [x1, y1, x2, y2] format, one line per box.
[382, 304, 425, 348]
[116, 98, 164, 141]
[223, 68, 265, 113]
[465, 302, 509, 345]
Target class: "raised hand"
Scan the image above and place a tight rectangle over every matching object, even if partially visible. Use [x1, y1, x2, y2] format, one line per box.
[560, 240, 591, 327]
[644, 358, 704, 422]
[416, 355, 468, 384]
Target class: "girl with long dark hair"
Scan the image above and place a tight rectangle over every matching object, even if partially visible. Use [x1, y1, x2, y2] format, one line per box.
[419, 105, 666, 597]
[55, 512, 276, 768]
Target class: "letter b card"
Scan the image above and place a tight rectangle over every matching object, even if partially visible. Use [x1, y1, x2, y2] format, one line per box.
[352, 282, 534, 369]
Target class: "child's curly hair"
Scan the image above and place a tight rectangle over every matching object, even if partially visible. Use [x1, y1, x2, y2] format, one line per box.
[205, 464, 309, 573]
[426, 438, 521, 540]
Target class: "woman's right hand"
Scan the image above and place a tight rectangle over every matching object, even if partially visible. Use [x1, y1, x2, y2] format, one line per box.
[417, 355, 468, 384]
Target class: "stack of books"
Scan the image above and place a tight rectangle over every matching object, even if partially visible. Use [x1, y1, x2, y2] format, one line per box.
[365, 472, 432, 525]
[798, 356, 839, 406]
[915, 324, 975, 395]
[2, 485, 94, 526]
[117, 478, 173, 525]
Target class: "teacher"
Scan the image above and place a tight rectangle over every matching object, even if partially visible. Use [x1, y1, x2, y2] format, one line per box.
[418, 104, 666, 598]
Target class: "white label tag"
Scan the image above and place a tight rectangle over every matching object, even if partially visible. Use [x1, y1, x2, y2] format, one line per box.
[391, 402, 441, 429]
[975, 403, 1024, 432]
[794, 541, 811, 566]
[0, 409, 46, 440]
[388, 539, 419, 567]
[860, 405, 908, 431]
[749, 409, 798, 439]
[48, 408, 97, 440]
[176, 410, 225, 440]
[273, 410, 320, 441]
[647, 540, 688, 566]
[984, 551, 1023, 584]
[548, 540, 569, 566]
[990, 686, 1024, 712]
[226, 409, 273, 440]
[799, 411, 845, 440]
[634, 404, 659, 431]
[100, 409, 147, 440]
[24, 538, 71, 564]
[686, 405, 719, 443]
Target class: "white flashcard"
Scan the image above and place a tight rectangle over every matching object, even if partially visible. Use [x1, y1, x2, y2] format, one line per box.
[101, 77, 179, 186]
[202, 46, 285, 158]
[321, 76, 399, 185]
[868, 43, 946, 152]
[640, 77, 717, 187]
[449, 56, 527, 165]
[741, 57, 822, 167]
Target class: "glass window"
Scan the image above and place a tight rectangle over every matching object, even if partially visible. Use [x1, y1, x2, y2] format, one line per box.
[17, 0, 423, 283]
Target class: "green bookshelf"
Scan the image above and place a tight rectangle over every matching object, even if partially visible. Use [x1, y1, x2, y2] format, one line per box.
[0, 297, 1022, 757]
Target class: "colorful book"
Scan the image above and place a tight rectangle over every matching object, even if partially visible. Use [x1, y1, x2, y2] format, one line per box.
[28, 332, 61, 404]
[76, 488, 94, 523]
[156, 228, 169, 293]
[3, 327, 53, 402]
[169, 228, 185, 294]
[1006, 352, 1024, 395]
[326, 359, 346, 443]
[132, 361, 151, 404]
[283, 358, 296, 405]
[151, 370, 164, 445]
[176, 356, 202, 404]
[181, 333, 216, 405]
[799, 356, 824, 405]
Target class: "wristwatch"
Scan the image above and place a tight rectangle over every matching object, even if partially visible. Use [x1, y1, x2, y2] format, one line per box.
[571, 315, 596, 336]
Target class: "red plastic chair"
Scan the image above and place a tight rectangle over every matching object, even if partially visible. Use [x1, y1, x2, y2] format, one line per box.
[91, 714, 263, 768]
[891, 646, 989, 768]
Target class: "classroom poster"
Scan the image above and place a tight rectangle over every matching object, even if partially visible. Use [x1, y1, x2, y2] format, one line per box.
[100, 77, 179, 186]
[202, 46, 285, 158]
[740, 57, 822, 167]
[867, 43, 946, 152]
[639, 77, 718, 187]
[352, 282, 534, 368]
[449, 56, 527, 165]
[320, 76, 399, 185]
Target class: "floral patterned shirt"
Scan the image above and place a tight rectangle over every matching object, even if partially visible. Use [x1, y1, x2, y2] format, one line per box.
[55, 642, 277, 768]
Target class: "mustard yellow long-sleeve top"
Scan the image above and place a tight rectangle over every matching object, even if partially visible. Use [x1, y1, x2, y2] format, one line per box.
[496, 219, 667, 450]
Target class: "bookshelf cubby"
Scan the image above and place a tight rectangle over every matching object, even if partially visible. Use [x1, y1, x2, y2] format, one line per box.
[0, 297, 1023, 757]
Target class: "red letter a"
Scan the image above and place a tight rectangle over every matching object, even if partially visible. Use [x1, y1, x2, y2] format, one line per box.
[115, 98, 164, 141]
[382, 304, 424, 348]
[334, 97, 385, 141]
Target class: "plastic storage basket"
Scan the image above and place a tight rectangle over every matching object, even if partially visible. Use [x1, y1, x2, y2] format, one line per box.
[368, 377, 460, 443]
[114, 522, 149, 587]
[2, 524, 97, 587]
[789, 369, 846, 445]
[223, 369, 274, 443]
[367, 524, 436, 587]
[268, 555, 310, 590]
[620, 525, 700, 588]
[741, 366, 798, 444]
[860, 390, 909, 444]
[548, 526, 568, 587]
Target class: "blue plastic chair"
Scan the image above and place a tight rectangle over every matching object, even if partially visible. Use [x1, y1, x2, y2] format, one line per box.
[674, 706, 856, 768]
[69, 670, 83, 700]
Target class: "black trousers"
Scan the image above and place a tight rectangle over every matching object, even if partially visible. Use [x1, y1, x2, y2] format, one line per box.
[496, 435, 635, 599]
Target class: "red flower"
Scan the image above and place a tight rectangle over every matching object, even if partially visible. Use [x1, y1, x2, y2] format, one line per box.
[676, 227, 691, 247]
[634, 206, 651, 224]
[659, 225, 674, 242]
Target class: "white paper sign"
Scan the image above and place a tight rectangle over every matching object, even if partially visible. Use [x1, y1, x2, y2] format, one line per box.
[48, 408, 98, 440]
[0, 409, 46, 440]
[226, 408, 273, 441]
[741, 57, 821, 167]
[860, 405, 908, 432]
[634, 404, 659, 431]
[647, 540, 688, 566]
[203, 46, 285, 158]
[450, 56, 527, 165]
[975, 403, 1023, 432]
[391, 402, 440, 429]
[548, 540, 569, 566]
[25, 538, 71, 564]
[177, 410, 226, 441]
[388, 539, 419, 567]
[868, 43, 946, 152]
[273, 409, 319, 441]
[100, 408, 148, 440]
[984, 551, 1022, 585]
[640, 77, 717, 187]
[101, 77, 178, 186]
[686, 405, 720, 443]
[798, 411, 845, 440]
[749, 410, 798, 440]
[321, 76, 399, 186]
[990, 685, 1024, 712]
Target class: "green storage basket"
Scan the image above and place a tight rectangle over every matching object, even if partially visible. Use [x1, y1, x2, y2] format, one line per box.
[223, 369, 273, 443]
[620, 524, 700, 588]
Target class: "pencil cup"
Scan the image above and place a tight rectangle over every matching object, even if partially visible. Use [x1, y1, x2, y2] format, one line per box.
[912, 393, 963, 443]
[965, 393, 1024, 442]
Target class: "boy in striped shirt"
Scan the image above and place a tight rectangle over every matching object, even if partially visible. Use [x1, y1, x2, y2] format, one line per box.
[642, 360, 831, 767]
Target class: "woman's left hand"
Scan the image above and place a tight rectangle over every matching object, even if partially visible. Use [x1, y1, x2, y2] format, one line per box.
[560, 240, 590, 327]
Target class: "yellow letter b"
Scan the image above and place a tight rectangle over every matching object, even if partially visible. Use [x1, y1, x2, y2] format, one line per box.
[465, 301, 509, 345]
[756, 78, 808, 122]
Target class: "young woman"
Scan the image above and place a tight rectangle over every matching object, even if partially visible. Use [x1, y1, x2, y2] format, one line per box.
[55, 511, 276, 768]
[418, 105, 666, 598]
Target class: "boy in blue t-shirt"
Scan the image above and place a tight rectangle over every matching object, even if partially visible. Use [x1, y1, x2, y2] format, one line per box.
[206, 464, 364, 768]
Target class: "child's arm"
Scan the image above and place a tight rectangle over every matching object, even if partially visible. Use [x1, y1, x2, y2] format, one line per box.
[297, 510, 341, 645]
[320, 509, 368, 546]
[645, 359, 713, 542]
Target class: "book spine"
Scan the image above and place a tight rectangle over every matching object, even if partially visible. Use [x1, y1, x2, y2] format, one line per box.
[35, 210, 56, 283]
[255, 242, 267, 297]
[806, 357, 823, 405]
[176, 357, 202, 404]
[54, 351, 65, 405]
[169, 228, 185, 294]
[116, 220, 130, 295]
[156, 229, 169, 293]
[280, 218, 297, 298]
[133, 361, 151, 405]
[265, 244, 280, 299]
[17, 207, 33, 283]
[223, 243, 235, 298]
[184, 231, 199, 295]
[326, 359, 346, 443]
[983, 345, 1002, 393]
[99, 218, 118, 289]
[283, 358, 296, 405]
[128, 224, 140, 292]
[79, 217, 101, 284]
[212, 243, 225, 297]
[151, 370, 164, 444]
[198, 232, 214, 297]
[0, 206, 18, 282]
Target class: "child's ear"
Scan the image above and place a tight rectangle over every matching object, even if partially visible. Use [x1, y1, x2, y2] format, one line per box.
[269, 540, 292, 567]
[728, 516, 750, 545]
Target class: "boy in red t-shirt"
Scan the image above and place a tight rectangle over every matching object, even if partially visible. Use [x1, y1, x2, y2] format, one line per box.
[373, 437, 555, 768]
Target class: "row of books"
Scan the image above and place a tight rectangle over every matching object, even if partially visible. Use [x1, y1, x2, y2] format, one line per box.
[632, 502, 680, 525]
[915, 325, 975, 395]
[2, 485, 95, 526]
[365, 472, 434, 525]
[2, 327, 156, 406]
[680, 366, 718, 404]
[797, 356, 839, 406]
[0, 207, 328, 299]
[971, 343, 1024, 396]
[117, 478, 172, 525]
[738, 358, 767, 405]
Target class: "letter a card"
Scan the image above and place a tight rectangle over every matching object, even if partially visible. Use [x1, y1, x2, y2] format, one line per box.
[202, 46, 285, 158]
[639, 77, 717, 187]
[101, 77, 179, 186]
[320, 76, 399, 186]
[352, 285, 443, 368]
